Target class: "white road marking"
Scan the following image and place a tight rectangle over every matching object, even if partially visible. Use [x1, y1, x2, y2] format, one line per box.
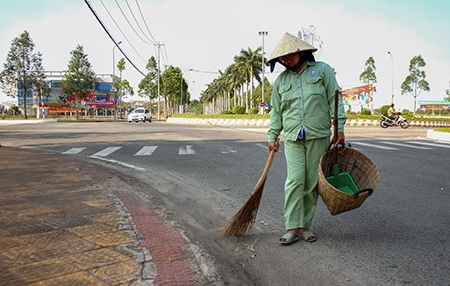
[179, 145, 195, 155]
[378, 141, 432, 150]
[221, 145, 237, 154]
[89, 156, 145, 171]
[134, 146, 158, 156]
[91, 147, 122, 157]
[350, 142, 398, 150]
[405, 141, 450, 149]
[62, 147, 86, 154]
[256, 143, 268, 150]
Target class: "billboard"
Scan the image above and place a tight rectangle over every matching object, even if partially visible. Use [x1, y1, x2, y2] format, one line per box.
[39, 81, 114, 112]
[342, 84, 373, 106]
[418, 100, 450, 111]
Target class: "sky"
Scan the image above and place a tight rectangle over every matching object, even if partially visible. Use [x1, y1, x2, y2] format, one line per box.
[0, 0, 449, 111]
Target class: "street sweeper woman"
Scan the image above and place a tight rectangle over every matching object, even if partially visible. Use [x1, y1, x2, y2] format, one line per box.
[267, 33, 347, 245]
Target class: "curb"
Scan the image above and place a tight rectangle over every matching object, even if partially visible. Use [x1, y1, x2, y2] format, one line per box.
[166, 117, 450, 141]
[166, 117, 450, 128]
[427, 129, 450, 141]
[0, 119, 58, 124]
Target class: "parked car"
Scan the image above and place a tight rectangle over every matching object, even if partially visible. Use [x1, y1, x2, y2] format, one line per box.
[127, 108, 152, 123]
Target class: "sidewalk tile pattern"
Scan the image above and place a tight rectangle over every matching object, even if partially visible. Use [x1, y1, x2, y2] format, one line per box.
[0, 146, 202, 285]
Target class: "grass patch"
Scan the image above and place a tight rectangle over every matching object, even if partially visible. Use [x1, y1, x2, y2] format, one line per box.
[171, 113, 270, 119]
[434, 128, 450, 133]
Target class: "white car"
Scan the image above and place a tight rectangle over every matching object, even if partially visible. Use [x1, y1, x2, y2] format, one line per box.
[127, 108, 152, 123]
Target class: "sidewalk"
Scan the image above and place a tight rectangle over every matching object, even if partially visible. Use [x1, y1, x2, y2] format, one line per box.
[0, 146, 201, 285]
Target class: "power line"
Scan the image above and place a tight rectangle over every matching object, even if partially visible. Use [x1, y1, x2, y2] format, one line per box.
[99, 0, 147, 63]
[84, 0, 146, 77]
[162, 45, 169, 68]
[114, 0, 154, 45]
[124, 0, 155, 44]
[135, 0, 158, 44]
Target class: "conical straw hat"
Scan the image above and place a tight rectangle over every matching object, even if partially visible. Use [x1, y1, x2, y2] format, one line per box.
[267, 32, 317, 64]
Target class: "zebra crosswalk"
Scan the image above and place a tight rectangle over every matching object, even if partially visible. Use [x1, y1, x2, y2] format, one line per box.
[134, 146, 158, 156]
[350, 140, 450, 151]
[91, 147, 122, 157]
[62, 145, 217, 157]
[57, 140, 449, 159]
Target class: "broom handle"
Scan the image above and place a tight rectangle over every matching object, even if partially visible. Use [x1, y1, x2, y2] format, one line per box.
[333, 89, 339, 165]
[250, 149, 275, 196]
[250, 138, 279, 196]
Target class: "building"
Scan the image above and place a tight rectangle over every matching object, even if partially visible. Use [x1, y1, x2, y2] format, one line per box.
[17, 71, 115, 117]
[39, 71, 115, 115]
[418, 100, 450, 112]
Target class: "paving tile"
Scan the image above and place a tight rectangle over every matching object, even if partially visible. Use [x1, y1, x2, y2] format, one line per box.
[88, 260, 140, 285]
[63, 248, 132, 271]
[29, 272, 108, 286]
[83, 231, 132, 247]
[8, 258, 78, 284]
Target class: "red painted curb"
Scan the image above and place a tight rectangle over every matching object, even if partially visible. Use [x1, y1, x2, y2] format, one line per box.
[113, 190, 197, 286]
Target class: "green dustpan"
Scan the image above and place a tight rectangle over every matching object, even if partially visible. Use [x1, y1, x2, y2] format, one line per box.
[326, 164, 358, 195]
[326, 90, 358, 195]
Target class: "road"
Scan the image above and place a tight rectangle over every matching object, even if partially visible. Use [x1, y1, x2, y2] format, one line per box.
[1, 121, 449, 285]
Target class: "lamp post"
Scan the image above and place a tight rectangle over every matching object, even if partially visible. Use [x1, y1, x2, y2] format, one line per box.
[180, 68, 194, 113]
[258, 31, 268, 114]
[112, 41, 122, 120]
[388, 51, 394, 104]
[180, 72, 184, 113]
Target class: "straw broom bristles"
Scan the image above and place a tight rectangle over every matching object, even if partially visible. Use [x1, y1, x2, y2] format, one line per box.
[219, 148, 276, 238]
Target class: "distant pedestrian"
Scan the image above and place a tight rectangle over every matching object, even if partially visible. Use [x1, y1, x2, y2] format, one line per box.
[267, 33, 347, 244]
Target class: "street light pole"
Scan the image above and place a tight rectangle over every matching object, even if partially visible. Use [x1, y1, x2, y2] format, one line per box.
[259, 31, 268, 114]
[112, 41, 122, 120]
[180, 68, 194, 113]
[154, 42, 165, 120]
[180, 72, 183, 113]
[388, 51, 394, 104]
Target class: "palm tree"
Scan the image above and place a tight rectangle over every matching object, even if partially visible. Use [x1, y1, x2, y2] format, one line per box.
[114, 58, 126, 117]
[200, 47, 264, 113]
[234, 47, 262, 112]
[226, 63, 245, 109]
[201, 78, 217, 114]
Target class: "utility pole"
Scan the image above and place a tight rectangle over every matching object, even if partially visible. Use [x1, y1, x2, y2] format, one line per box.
[154, 42, 165, 120]
[298, 25, 323, 58]
[112, 41, 122, 120]
[180, 73, 183, 114]
[258, 31, 268, 114]
[388, 51, 394, 104]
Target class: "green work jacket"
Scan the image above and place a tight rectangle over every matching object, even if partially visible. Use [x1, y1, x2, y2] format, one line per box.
[268, 61, 347, 143]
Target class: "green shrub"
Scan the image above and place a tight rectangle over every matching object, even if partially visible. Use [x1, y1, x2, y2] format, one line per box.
[221, 110, 234, 115]
[360, 109, 371, 115]
[249, 107, 259, 114]
[233, 105, 245, 114]
[379, 105, 390, 116]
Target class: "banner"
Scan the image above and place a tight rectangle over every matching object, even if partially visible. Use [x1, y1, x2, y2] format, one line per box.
[41, 90, 115, 109]
[342, 84, 373, 105]
[418, 100, 450, 111]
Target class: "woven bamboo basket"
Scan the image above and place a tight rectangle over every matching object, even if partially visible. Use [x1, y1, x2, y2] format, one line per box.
[318, 147, 380, 215]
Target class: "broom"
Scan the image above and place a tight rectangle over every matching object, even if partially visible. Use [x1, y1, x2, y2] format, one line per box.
[220, 144, 277, 238]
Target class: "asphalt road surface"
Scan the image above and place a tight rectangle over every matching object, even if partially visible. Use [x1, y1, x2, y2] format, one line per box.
[1, 121, 449, 286]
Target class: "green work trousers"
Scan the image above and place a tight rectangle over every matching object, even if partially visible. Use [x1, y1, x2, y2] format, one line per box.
[283, 137, 329, 230]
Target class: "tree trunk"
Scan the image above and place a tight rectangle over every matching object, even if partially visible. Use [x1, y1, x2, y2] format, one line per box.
[75, 95, 80, 120]
[250, 76, 254, 109]
[245, 81, 249, 113]
[23, 86, 28, 119]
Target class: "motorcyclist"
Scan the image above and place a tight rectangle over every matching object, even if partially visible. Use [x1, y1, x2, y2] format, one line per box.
[388, 104, 399, 124]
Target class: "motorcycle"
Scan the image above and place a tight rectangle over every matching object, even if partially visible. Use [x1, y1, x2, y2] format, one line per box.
[380, 114, 409, 129]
